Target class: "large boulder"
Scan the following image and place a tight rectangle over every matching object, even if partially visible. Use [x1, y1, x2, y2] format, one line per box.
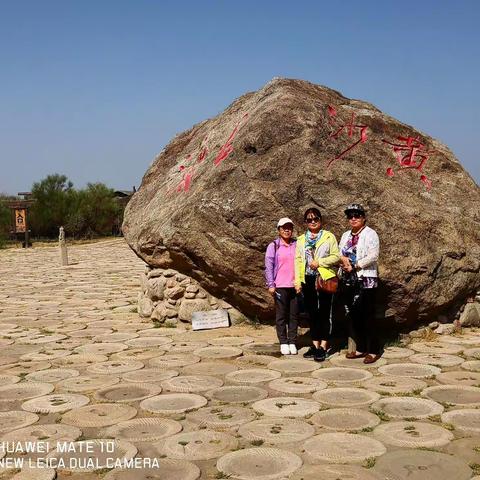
[123, 78, 480, 327]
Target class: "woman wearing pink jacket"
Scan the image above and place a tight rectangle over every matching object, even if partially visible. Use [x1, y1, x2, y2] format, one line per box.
[265, 217, 299, 355]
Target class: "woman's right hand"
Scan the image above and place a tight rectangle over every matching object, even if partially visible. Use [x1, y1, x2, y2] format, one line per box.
[268, 287, 276, 296]
[341, 256, 353, 272]
[295, 286, 302, 294]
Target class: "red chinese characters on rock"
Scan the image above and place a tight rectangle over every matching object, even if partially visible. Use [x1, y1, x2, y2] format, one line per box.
[214, 113, 249, 166]
[168, 113, 249, 194]
[382, 136, 433, 190]
[327, 106, 368, 168]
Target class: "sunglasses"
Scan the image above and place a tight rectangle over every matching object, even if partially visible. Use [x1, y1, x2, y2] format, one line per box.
[347, 212, 364, 219]
[306, 217, 320, 223]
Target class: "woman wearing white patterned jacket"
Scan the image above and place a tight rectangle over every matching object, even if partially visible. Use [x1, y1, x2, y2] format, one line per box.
[338, 203, 380, 364]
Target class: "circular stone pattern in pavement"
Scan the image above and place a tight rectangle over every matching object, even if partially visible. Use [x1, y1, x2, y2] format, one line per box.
[311, 367, 373, 385]
[422, 385, 480, 407]
[242, 343, 282, 356]
[446, 437, 480, 465]
[21, 394, 90, 413]
[461, 360, 480, 372]
[169, 342, 208, 353]
[187, 405, 256, 431]
[310, 408, 380, 432]
[103, 459, 200, 480]
[373, 421, 453, 448]
[103, 417, 182, 442]
[93, 332, 138, 343]
[373, 449, 472, 480]
[0, 374, 20, 385]
[410, 342, 463, 355]
[47, 439, 137, 472]
[312, 387, 380, 408]
[161, 375, 223, 393]
[410, 353, 464, 368]
[267, 359, 321, 374]
[441, 409, 480, 435]
[207, 386, 268, 404]
[87, 360, 144, 375]
[381, 347, 414, 359]
[1, 424, 81, 445]
[74, 343, 128, 355]
[216, 447, 303, 480]
[291, 464, 383, 480]
[208, 336, 255, 346]
[53, 353, 108, 367]
[182, 361, 237, 376]
[363, 375, 427, 394]
[112, 348, 165, 361]
[0, 411, 39, 434]
[57, 375, 120, 392]
[161, 430, 238, 460]
[0, 382, 54, 402]
[328, 355, 386, 369]
[193, 346, 243, 360]
[8, 468, 56, 480]
[21, 348, 71, 361]
[436, 370, 480, 386]
[61, 403, 137, 427]
[238, 417, 315, 444]
[140, 393, 207, 414]
[303, 433, 386, 464]
[122, 368, 178, 383]
[252, 397, 319, 418]
[463, 347, 480, 359]
[124, 336, 173, 348]
[25, 368, 80, 383]
[225, 368, 281, 384]
[371, 397, 444, 420]
[94, 383, 162, 402]
[268, 376, 327, 395]
[149, 353, 201, 368]
[236, 355, 276, 368]
[378, 362, 441, 378]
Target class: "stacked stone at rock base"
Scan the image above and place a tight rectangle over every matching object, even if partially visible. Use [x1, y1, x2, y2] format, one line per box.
[138, 266, 246, 325]
[123, 78, 480, 328]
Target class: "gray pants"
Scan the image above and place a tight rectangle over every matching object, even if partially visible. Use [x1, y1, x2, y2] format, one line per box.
[274, 287, 299, 344]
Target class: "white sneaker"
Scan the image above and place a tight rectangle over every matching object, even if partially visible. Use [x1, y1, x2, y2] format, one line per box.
[280, 344, 290, 355]
[289, 344, 298, 355]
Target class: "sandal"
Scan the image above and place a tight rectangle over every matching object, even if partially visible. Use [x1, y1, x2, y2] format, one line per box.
[345, 352, 366, 359]
[363, 354, 381, 364]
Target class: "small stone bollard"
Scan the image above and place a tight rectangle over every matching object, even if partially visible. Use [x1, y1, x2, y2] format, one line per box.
[59, 226, 68, 266]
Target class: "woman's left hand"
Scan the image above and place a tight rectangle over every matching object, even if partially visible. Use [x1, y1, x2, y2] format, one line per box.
[309, 260, 319, 270]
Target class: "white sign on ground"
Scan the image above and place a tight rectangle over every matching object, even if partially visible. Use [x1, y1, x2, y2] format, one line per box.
[192, 309, 230, 331]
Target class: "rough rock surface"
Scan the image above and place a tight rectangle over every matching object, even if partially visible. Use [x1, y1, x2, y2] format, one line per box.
[123, 78, 480, 325]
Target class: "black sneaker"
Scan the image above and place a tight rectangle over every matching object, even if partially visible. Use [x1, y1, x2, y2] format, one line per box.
[303, 346, 317, 358]
[314, 347, 326, 362]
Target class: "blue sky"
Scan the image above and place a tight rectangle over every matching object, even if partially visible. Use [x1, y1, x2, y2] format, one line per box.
[0, 0, 478, 194]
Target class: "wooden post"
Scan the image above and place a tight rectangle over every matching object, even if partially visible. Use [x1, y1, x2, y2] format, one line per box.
[59, 226, 68, 266]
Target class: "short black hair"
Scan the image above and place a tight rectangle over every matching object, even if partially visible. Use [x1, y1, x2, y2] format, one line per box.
[303, 207, 322, 222]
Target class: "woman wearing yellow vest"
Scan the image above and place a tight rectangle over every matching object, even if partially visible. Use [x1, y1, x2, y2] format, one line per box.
[295, 208, 340, 362]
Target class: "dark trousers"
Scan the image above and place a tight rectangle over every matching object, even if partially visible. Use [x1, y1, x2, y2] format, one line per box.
[344, 287, 379, 354]
[274, 287, 299, 344]
[302, 276, 333, 342]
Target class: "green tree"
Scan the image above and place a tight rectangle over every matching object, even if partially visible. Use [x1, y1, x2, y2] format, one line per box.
[30, 174, 74, 237]
[66, 183, 121, 238]
[0, 194, 13, 247]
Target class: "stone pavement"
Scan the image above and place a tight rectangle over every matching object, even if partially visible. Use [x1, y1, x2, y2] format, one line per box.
[1, 239, 480, 479]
